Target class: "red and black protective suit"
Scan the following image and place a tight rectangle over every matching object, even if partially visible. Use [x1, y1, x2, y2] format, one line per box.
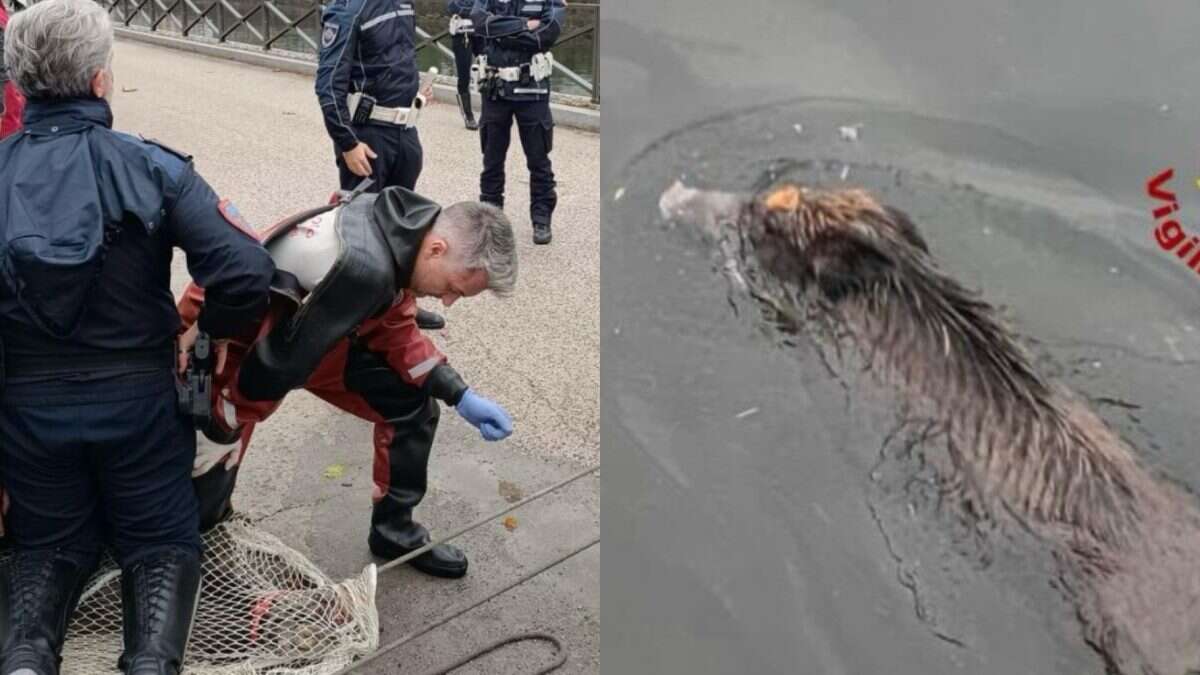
[0, 5, 25, 139]
[180, 188, 469, 555]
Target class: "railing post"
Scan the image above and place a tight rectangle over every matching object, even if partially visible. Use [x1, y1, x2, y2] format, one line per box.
[590, 5, 599, 104]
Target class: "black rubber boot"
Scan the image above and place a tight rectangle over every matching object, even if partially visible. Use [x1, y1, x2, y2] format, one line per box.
[456, 93, 478, 130]
[416, 308, 445, 330]
[533, 221, 552, 245]
[0, 550, 96, 675]
[368, 515, 468, 579]
[117, 548, 201, 675]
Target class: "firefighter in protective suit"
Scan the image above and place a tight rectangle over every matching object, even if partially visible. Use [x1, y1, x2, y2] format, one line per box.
[471, 0, 566, 245]
[0, 1, 274, 673]
[179, 185, 517, 579]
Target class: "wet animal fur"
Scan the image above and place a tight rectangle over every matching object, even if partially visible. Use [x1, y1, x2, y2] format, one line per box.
[686, 182, 1200, 672]
[733, 184, 1163, 548]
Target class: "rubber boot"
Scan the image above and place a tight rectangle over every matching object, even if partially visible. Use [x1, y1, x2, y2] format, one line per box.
[456, 93, 478, 130]
[0, 550, 95, 675]
[368, 505, 468, 579]
[117, 549, 201, 675]
[416, 308, 446, 330]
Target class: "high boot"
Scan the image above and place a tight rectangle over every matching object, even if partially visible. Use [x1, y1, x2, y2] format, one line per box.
[368, 503, 468, 579]
[117, 549, 201, 675]
[456, 93, 478, 130]
[0, 550, 95, 675]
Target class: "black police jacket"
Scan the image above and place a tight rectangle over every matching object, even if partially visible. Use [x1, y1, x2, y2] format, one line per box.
[472, 0, 566, 101]
[0, 98, 274, 363]
[315, 0, 420, 154]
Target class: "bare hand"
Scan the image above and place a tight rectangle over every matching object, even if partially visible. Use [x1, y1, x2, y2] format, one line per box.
[342, 142, 376, 178]
[419, 78, 434, 103]
[178, 322, 229, 376]
[527, 18, 541, 29]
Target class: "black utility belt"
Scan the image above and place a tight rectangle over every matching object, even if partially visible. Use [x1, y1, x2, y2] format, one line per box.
[4, 346, 175, 378]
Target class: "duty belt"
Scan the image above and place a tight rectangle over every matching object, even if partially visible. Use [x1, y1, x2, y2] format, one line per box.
[477, 52, 555, 84]
[3, 345, 175, 378]
[348, 92, 425, 128]
[449, 15, 474, 35]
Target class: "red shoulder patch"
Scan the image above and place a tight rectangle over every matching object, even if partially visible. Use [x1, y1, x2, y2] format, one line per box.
[218, 199, 262, 242]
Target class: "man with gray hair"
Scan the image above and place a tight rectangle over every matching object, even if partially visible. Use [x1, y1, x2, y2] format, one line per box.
[176, 185, 517, 579]
[0, 0, 274, 674]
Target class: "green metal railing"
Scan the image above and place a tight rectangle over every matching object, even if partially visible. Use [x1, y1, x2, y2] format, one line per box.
[11, 0, 600, 103]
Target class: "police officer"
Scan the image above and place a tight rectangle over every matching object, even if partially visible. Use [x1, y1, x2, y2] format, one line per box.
[0, 2, 274, 673]
[315, 0, 445, 329]
[472, 0, 566, 245]
[446, 0, 484, 130]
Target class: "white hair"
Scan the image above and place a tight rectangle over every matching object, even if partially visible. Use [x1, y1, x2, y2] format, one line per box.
[435, 202, 518, 297]
[5, 0, 114, 100]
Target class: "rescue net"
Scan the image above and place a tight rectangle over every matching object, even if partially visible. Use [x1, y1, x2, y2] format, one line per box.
[5, 517, 380, 675]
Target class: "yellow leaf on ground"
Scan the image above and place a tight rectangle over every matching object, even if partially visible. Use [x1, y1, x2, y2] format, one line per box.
[503, 516, 518, 531]
[323, 464, 345, 479]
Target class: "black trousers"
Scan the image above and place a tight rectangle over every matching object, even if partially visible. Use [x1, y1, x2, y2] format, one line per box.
[479, 96, 557, 226]
[336, 122, 423, 193]
[0, 369, 201, 569]
[451, 33, 481, 99]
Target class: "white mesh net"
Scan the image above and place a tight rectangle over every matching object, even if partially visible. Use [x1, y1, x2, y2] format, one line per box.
[4, 517, 380, 675]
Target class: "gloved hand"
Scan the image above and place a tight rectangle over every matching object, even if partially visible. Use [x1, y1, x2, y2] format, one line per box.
[455, 389, 513, 441]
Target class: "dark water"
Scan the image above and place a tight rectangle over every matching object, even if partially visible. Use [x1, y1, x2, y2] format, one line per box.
[601, 2, 1200, 673]
[123, 0, 596, 98]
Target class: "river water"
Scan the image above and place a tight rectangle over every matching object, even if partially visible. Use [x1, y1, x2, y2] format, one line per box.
[601, 2, 1200, 673]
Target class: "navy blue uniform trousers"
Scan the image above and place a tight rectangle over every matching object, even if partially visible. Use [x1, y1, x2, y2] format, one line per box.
[479, 96, 556, 225]
[0, 369, 201, 569]
[336, 123, 423, 193]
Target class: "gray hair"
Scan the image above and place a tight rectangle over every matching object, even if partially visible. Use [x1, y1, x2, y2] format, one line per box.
[435, 202, 518, 297]
[5, 0, 114, 100]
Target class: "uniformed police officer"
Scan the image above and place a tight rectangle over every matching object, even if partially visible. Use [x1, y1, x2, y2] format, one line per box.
[315, 0, 446, 329]
[0, 2, 274, 673]
[471, 0, 566, 245]
[446, 0, 484, 130]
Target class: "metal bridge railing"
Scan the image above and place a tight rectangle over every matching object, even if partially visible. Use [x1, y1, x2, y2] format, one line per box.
[10, 0, 600, 104]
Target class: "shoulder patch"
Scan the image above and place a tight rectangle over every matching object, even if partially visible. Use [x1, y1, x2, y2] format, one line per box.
[322, 22, 339, 48]
[218, 199, 262, 242]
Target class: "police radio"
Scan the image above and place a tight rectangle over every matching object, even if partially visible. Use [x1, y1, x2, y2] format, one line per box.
[177, 331, 214, 428]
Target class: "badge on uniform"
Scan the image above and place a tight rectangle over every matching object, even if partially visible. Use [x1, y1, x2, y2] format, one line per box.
[218, 199, 261, 242]
[322, 23, 339, 48]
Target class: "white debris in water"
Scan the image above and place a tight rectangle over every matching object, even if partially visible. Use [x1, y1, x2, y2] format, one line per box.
[1185, 324, 1195, 333]
[735, 407, 760, 420]
[613, 187, 625, 201]
[982, 226, 993, 235]
[613, 325, 621, 336]
[1109, 266, 1120, 274]
[1160, 103, 1171, 113]
[1092, 361, 1103, 369]
[839, 125, 861, 141]
[793, 123, 804, 135]
[839, 165, 850, 181]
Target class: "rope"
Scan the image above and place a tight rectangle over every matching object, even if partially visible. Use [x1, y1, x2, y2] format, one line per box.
[337, 538, 599, 674]
[333, 465, 601, 674]
[377, 464, 599, 574]
[417, 633, 565, 675]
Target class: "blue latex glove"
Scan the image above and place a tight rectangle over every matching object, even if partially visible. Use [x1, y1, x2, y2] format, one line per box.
[455, 389, 513, 441]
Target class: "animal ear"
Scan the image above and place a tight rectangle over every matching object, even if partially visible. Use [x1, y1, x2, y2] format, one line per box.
[882, 206, 930, 253]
